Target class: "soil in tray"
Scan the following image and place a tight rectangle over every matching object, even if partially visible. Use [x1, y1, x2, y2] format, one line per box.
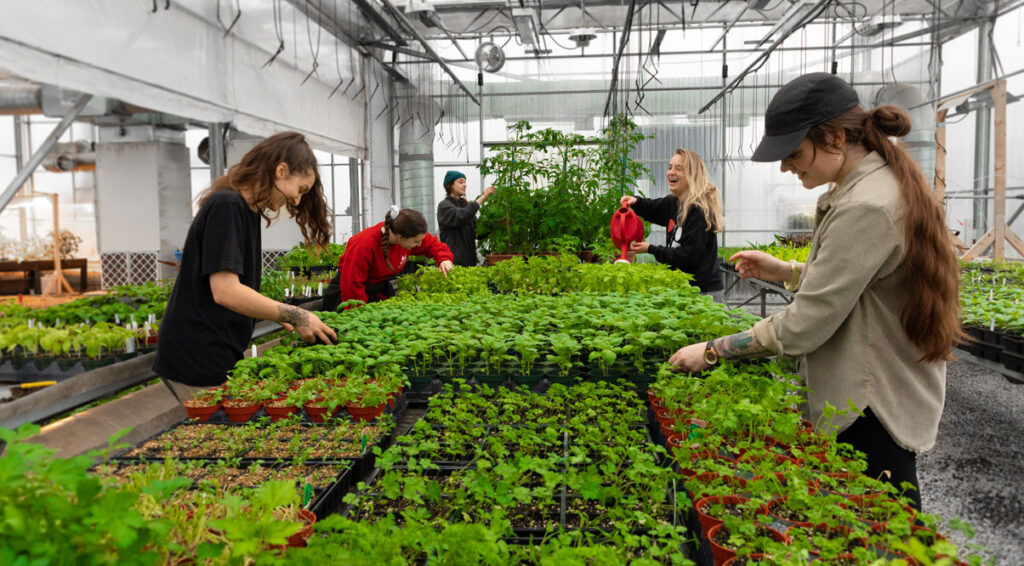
[270, 464, 348, 488]
[244, 423, 384, 459]
[123, 424, 254, 459]
[199, 463, 277, 490]
[91, 461, 207, 484]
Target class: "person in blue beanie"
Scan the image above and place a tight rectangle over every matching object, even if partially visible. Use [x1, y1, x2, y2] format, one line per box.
[436, 170, 495, 267]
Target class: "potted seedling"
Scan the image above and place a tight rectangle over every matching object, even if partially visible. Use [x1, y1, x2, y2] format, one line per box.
[183, 386, 224, 422]
[343, 377, 388, 422]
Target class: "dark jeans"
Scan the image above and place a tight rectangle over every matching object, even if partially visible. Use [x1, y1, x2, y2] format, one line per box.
[321, 273, 396, 312]
[836, 407, 922, 511]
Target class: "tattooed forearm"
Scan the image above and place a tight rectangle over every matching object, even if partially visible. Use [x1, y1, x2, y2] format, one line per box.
[278, 305, 310, 328]
[710, 330, 771, 361]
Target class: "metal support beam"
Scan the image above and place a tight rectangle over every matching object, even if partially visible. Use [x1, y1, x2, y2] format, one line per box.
[603, 0, 638, 117]
[0, 93, 92, 215]
[378, 0, 480, 105]
[972, 16, 994, 239]
[208, 122, 226, 181]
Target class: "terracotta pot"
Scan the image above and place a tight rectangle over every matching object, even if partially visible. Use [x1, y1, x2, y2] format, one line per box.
[820, 472, 884, 498]
[722, 553, 768, 566]
[786, 523, 868, 558]
[669, 434, 736, 476]
[840, 494, 917, 527]
[759, 496, 814, 528]
[485, 253, 522, 266]
[708, 523, 788, 566]
[346, 403, 385, 422]
[264, 398, 300, 422]
[685, 472, 749, 501]
[304, 398, 340, 423]
[695, 494, 749, 539]
[183, 398, 221, 422]
[286, 509, 317, 548]
[222, 399, 262, 423]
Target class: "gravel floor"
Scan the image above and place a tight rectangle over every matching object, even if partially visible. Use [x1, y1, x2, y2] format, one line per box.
[919, 359, 1024, 566]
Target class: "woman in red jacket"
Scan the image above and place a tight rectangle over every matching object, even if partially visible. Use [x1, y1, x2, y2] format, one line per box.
[321, 208, 454, 311]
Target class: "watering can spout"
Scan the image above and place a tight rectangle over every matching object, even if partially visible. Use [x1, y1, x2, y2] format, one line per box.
[610, 206, 645, 263]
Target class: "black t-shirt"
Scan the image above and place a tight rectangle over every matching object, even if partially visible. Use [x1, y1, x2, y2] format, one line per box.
[154, 190, 262, 386]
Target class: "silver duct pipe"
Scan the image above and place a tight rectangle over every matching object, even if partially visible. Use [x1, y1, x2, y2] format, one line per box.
[873, 82, 935, 186]
[0, 83, 43, 114]
[42, 140, 96, 172]
[398, 92, 442, 231]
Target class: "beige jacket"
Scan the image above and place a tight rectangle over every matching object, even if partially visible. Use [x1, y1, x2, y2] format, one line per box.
[752, 152, 946, 452]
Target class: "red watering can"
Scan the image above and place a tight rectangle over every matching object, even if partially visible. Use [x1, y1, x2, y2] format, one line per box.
[610, 206, 645, 263]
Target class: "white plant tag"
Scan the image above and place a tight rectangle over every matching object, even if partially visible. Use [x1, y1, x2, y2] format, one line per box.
[114, 313, 120, 324]
[125, 337, 136, 353]
[28, 319, 34, 328]
[251, 344, 258, 358]
[990, 318, 996, 331]
[317, 282, 323, 295]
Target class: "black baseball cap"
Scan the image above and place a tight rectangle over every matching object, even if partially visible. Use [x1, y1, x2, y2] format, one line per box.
[751, 73, 860, 162]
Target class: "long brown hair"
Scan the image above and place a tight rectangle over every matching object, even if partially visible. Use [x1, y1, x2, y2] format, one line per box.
[381, 208, 428, 268]
[808, 105, 963, 361]
[673, 148, 725, 233]
[200, 131, 331, 247]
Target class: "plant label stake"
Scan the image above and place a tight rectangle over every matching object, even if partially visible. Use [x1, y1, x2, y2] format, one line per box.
[125, 337, 135, 354]
[317, 282, 323, 295]
[610, 206, 644, 263]
[251, 344, 258, 358]
[114, 313, 120, 324]
[302, 482, 313, 508]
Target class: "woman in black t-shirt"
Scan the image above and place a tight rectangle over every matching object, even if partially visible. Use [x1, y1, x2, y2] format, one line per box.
[620, 148, 725, 302]
[154, 132, 337, 402]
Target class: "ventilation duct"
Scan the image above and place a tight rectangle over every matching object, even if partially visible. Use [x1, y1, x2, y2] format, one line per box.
[398, 93, 443, 231]
[42, 140, 96, 172]
[873, 83, 935, 187]
[0, 82, 42, 114]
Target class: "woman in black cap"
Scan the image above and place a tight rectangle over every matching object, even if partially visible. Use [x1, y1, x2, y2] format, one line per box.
[667, 72, 962, 511]
[619, 148, 725, 302]
[436, 170, 495, 267]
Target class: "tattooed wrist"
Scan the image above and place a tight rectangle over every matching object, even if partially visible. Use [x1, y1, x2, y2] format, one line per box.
[278, 305, 310, 328]
[710, 330, 771, 361]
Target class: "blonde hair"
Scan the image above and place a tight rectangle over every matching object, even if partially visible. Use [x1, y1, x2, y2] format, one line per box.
[673, 148, 724, 233]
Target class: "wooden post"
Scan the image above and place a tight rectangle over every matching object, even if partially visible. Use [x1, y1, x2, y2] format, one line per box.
[992, 79, 1006, 259]
[934, 108, 969, 252]
[43, 193, 74, 296]
[934, 109, 948, 202]
[937, 79, 1024, 260]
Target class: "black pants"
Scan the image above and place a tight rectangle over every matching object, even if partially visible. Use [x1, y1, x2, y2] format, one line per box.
[321, 273, 396, 312]
[836, 407, 922, 511]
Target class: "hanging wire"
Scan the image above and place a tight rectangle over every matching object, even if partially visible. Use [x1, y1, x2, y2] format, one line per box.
[328, 0, 346, 98]
[301, 0, 322, 85]
[216, 0, 242, 37]
[262, 0, 286, 68]
[889, 0, 899, 83]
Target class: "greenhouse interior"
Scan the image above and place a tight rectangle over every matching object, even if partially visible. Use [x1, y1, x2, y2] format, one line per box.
[1, 0, 1023, 564]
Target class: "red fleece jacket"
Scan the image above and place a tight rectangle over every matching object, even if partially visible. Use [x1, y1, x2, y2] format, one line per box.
[338, 222, 453, 306]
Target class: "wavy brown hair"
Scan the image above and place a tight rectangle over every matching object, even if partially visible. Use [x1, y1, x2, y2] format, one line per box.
[199, 131, 331, 247]
[807, 105, 963, 361]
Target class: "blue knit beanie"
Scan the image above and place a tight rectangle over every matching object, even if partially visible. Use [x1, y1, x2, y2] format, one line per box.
[443, 170, 466, 187]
